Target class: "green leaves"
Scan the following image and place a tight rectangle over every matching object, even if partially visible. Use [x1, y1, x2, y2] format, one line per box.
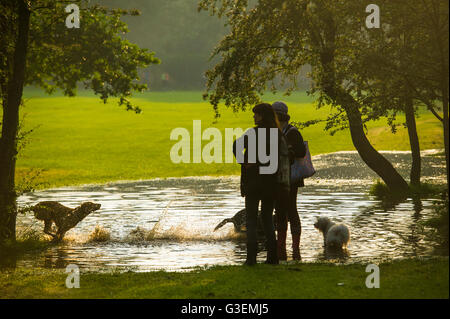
[22, 0, 159, 112]
[200, 0, 448, 132]
[200, 0, 312, 117]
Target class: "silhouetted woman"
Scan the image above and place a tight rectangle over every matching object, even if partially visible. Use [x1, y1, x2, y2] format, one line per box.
[233, 103, 283, 265]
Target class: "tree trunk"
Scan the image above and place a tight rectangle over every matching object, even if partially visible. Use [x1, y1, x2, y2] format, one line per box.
[320, 92, 410, 197]
[431, 0, 450, 189]
[320, 71, 410, 196]
[443, 82, 449, 188]
[312, 6, 410, 197]
[339, 92, 410, 196]
[0, 1, 30, 244]
[404, 96, 421, 186]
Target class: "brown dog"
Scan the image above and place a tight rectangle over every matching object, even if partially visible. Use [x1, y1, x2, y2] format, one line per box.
[32, 201, 101, 242]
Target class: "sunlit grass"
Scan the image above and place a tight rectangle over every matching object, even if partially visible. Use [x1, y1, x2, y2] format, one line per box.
[11, 89, 444, 189]
[369, 180, 447, 199]
[0, 258, 448, 298]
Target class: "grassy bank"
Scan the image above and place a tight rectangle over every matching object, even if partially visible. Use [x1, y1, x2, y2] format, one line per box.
[370, 180, 448, 199]
[12, 89, 444, 189]
[0, 258, 447, 299]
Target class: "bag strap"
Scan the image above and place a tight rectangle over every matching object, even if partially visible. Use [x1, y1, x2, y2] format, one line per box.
[282, 124, 296, 136]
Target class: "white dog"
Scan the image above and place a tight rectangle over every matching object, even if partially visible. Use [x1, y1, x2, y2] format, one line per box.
[314, 217, 350, 249]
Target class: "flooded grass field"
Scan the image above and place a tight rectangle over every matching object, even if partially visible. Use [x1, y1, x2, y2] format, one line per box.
[13, 151, 447, 272]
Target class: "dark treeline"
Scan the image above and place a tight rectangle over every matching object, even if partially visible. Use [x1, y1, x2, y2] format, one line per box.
[100, 0, 310, 91]
[100, 0, 226, 90]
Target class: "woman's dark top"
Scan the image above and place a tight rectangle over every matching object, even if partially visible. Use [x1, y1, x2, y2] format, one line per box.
[233, 126, 280, 198]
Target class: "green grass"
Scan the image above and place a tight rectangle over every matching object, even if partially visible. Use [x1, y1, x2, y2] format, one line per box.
[11, 89, 444, 189]
[369, 180, 448, 200]
[0, 258, 447, 298]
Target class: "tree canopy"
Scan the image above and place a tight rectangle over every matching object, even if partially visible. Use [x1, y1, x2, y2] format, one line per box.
[199, 0, 449, 192]
[1, 0, 160, 113]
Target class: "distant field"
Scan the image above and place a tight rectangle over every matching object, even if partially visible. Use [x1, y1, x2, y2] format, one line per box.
[9, 89, 444, 189]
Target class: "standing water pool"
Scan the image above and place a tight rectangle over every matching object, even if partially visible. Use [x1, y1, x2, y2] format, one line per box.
[12, 151, 447, 271]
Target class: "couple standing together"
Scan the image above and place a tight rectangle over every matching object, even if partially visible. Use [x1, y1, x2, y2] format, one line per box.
[233, 102, 306, 265]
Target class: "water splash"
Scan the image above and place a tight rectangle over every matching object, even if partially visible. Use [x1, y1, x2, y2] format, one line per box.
[14, 151, 446, 271]
[123, 224, 244, 243]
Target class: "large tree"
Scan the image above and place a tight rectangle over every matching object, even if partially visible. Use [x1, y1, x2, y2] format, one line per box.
[388, 0, 448, 187]
[356, 0, 449, 187]
[199, 0, 447, 192]
[0, 0, 159, 244]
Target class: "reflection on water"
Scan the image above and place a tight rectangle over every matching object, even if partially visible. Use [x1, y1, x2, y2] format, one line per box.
[12, 151, 447, 271]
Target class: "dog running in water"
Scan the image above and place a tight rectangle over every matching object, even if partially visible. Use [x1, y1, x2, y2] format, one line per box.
[32, 201, 101, 242]
[314, 216, 350, 249]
